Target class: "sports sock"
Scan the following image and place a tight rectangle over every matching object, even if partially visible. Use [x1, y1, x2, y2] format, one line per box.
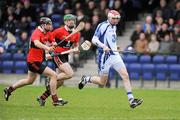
[52, 94, 59, 103]
[85, 76, 91, 83]
[8, 86, 15, 93]
[127, 92, 134, 102]
[40, 90, 51, 100]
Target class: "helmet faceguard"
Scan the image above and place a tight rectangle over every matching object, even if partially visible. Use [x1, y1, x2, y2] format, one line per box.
[40, 17, 52, 32]
[107, 10, 120, 25]
[108, 10, 121, 19]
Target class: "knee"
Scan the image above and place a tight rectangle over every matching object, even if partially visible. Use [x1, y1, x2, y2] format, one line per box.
[50, 72, 58, 80]
[66, 71, 74, 79]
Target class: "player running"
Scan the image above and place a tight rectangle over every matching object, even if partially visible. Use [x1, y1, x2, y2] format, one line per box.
[37, 14, 80, 106]
[78, 10, 143, 109]
[3, 17, 62, 106]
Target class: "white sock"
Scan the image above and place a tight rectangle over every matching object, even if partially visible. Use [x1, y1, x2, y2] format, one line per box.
[85, 76, 91, 83]
[127, 92, 134, 103]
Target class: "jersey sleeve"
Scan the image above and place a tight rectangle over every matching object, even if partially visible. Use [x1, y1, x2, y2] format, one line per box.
[93, 23, 108, 39]
[93, 24, 103, 38]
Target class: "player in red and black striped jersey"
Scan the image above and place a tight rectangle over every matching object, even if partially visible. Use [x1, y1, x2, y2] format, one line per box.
[4, 17, 63, 106]
[37, 14, 80, 106]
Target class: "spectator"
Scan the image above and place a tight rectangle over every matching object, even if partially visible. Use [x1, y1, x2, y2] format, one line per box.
[172, 24, 180, 41]
[142, 15, 155, 33]
[168, 18, 175, 33]
[98, 0, 107, 22]
[155, 17, 163, 34]
[16, 31, 29, 54]
[72, 1, 82, 14]
[53, 0, 69, 15]
[130, 24, 143, 46]
[76, 10, 89, 24]
[43, 0, 55, 16]
[3, 15, 17, 34]
[20, 0, 36, 21]
[0, 29, 6, 53]
[153, 9, 163, 23]
[171, 35, 180, 54]
[3, 31, 16, 50]
[148, 34, 160, 53]
[158, 34, 173, 54]
[64, 8, 72, 14]
[17, 16, 30, 33]
[91, 15, 100, 31]
[134, 32, 149, 53]
[81, 22, 94, 41]
[157, 23, 170, 41]
[14, 2, 23, 21]
[84, 0, 96, 18]
[153, 0, 174, 22]
[174, 0, 180, 23]
[93, 8, 100, 17]
[122, 0, 134, 21]
[81, 22, 96, 53]
[113, 0, 125, 35]
[108, 0, 115, 8]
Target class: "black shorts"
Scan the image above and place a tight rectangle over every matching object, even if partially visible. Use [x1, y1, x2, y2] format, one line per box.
[27, 62, 47, 74]
[53, 54, 68, 68]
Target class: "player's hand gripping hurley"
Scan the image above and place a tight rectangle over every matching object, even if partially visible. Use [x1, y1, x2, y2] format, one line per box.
[49, 40, 91, 57]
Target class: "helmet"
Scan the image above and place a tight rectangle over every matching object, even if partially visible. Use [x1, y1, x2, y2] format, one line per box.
[108, 10, 121, 19]
[40, 17, 52, 25]
[64, 14, 76, 21]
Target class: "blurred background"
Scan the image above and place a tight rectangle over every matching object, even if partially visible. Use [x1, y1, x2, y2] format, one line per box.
[0, 0, 180, 88]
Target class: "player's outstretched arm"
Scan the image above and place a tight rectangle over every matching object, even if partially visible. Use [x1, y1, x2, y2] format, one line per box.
[34, 40, 55, 52]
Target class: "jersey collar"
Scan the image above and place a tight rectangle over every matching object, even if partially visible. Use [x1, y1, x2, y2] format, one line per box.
[38, 26, 46, 33]
[64, 25, 75, 32]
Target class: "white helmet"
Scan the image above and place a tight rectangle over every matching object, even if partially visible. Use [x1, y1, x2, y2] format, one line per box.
[108, 10, 121, 19]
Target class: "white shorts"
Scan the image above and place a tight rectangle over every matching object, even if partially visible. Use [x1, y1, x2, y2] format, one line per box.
[98, 53, 126, 75]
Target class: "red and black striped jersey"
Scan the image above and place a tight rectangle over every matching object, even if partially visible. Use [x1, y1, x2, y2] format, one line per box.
[52, 26, 80, 53]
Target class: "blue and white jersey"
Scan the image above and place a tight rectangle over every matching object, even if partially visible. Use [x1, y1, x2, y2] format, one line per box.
[93, 21, 126, 75]
[93, 20, 118, 55]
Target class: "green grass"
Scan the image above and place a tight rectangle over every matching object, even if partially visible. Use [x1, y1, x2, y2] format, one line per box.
[0, 84, 180, 120]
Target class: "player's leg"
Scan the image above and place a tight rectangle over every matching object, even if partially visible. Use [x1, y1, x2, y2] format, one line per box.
[4, 71, 37, 101]
[37, 56, 72, 106]
[37, 67, 68, 106]
[113, 57, 143, 108]
[57, 62, 74, 82]
[54, 54, 74, 82]
[79, 55, 111, 89]
[42, 67, 62, 106]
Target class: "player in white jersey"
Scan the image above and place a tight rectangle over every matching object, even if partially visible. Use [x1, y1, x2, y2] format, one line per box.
[78, 10, 143, 109]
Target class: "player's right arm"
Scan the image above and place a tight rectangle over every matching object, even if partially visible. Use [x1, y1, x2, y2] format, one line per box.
[34, 40, 55, 52]
[31, 30, 55, 52]
[92, 24, 110, 53]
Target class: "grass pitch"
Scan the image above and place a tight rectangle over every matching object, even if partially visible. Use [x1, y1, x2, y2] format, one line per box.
[0, 84, 180, 120]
